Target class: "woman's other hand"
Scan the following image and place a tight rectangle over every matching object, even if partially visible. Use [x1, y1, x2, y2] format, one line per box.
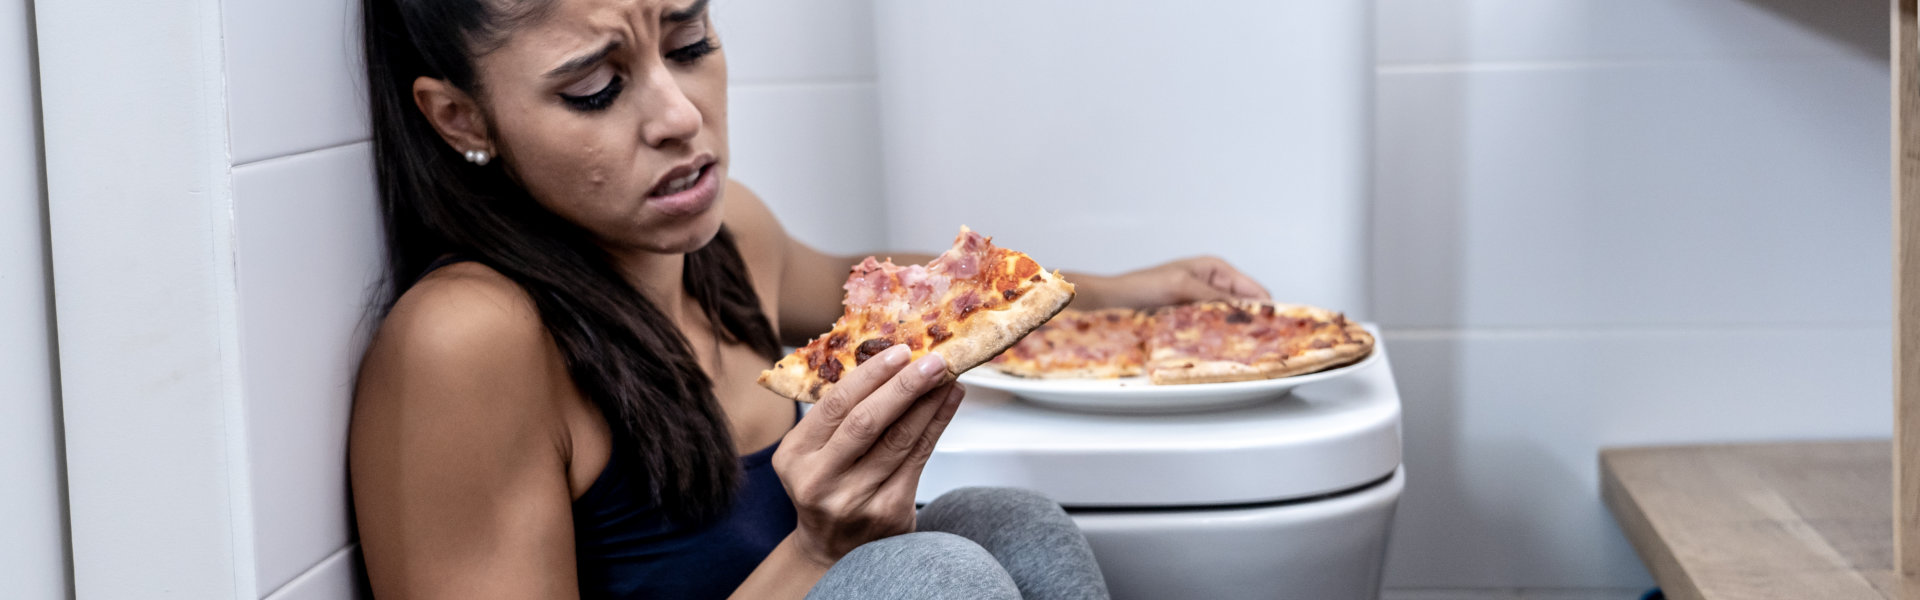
[1074, 255, 1271, 310]
[772, 345, 965, 567]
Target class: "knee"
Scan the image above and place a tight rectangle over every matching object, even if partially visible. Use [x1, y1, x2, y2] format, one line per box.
[922, 486, 1067, 529]
[845, 531, 999, 571]
[824, 532, 1018, 597]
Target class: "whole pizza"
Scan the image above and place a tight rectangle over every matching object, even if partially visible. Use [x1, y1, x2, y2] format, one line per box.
[758, 227, 1075, 402]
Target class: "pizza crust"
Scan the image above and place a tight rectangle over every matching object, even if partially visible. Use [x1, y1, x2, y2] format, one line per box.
[928, 271, 1075, 378]
[757, 354, 820, 402]
[1146, 320, 1374, 385]
[757, 270, 1075, 403]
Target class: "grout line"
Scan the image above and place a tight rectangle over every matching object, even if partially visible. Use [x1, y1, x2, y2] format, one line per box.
[22, 0, 77, 595]
[232, 139, 371, 170]
[259, 544, 360, 600]
[1380, 323, 1890, 340]
[1376, 54, 1863, 74]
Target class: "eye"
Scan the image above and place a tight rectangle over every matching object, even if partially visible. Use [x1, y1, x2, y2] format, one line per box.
[664, 37, 716, 64]
[559, 74, 624, 112]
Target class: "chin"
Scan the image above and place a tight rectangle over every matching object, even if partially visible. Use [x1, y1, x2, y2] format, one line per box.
[625, 206, 728, 256]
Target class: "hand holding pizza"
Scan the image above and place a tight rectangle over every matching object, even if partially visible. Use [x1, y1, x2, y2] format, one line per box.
[771, 344, 965, 566]
[1077, 255, 1271, 310]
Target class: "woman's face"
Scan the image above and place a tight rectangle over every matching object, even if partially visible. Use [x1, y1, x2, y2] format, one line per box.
[473, 0, 728, 255]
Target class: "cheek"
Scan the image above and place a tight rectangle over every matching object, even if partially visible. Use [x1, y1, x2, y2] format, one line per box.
[510, 131, 644, 222]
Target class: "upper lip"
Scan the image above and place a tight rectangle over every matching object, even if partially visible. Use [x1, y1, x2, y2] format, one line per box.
[648, 154, 716, 196]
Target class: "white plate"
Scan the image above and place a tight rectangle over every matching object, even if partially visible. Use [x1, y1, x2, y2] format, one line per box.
[957, 350, 1382, 414]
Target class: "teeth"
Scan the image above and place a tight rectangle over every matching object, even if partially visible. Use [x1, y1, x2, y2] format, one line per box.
[659, 168, 701, 195]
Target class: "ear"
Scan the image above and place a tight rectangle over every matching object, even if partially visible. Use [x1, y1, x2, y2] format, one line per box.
[412, 77, 493, 157]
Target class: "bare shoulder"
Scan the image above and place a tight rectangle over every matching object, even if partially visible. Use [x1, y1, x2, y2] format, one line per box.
[722, 179, 789, 264]
[353, 262, 570, 448]
[363, 262, 555, 383]
[721, 179, 789, 320]
[350, 262, 583, 598]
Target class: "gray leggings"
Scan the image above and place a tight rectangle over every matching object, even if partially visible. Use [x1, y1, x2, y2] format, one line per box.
[805, 487, 1110, 600]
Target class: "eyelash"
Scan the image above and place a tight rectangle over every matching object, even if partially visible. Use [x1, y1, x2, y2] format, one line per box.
[557, 37, 715, 112]
[560, 74, 625, 112]
[665, 37, 717, 64]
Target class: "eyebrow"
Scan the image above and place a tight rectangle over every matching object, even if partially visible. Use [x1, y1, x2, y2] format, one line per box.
[546, 41, 620, 80]
[664, 0, 709, 24]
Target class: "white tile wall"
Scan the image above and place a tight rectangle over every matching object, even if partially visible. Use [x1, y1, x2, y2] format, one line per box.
[1374, 0, 1893, 593]
[728, 83, 887, 255]
[1373, 59, 1889, 329]
[261, 548, 368, 600]
[1376, 0, 1882, 64]
[873, 1, 1372, 314]
[717, 0, 888, 256]
[1382, 328, 1890, 589]
[234, 143, 383, 596]
[40, 0, 258, 593]
[714, 0, 875, 84]
[224, 0, 369, 164]
[0, 0, 69, 597]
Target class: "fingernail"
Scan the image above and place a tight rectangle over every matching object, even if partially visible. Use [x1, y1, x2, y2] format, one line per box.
[882, 345, 909, 367]
[916, 354, 945, 376]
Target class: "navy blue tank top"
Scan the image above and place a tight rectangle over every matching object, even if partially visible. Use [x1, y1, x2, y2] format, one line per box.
[572, 418, 799, 600]
[412, 256, 799, 599]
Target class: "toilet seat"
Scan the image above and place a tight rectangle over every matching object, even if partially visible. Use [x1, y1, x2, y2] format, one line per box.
[918, 330, 1402, 507]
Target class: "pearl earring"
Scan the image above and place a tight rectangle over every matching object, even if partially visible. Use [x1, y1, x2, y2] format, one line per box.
[464, 149, 491, 166]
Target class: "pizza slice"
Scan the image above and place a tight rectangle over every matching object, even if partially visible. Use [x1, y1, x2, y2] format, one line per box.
[1144, 300, 1373, 385]
[758, 226, 1076, 402]
[988, 308, 1148, 378]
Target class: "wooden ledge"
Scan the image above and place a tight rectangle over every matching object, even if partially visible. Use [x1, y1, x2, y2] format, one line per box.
[1600, 441, 1895, 600]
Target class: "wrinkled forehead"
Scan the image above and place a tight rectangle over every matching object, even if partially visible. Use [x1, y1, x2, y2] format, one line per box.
[484, 0, 683, 63]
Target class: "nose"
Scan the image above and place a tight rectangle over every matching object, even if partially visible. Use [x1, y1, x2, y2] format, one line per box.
[637, 65, 701, 148]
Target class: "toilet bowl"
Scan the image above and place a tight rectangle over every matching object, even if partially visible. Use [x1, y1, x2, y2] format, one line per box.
[919, 336, 1404, 599]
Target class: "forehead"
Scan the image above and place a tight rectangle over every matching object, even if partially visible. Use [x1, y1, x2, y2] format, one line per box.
[489, 0, 683, 64]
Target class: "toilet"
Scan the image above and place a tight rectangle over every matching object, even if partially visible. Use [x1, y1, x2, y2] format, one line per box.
[920, 337, 1403, 599]
[877, 3, 1390, 595]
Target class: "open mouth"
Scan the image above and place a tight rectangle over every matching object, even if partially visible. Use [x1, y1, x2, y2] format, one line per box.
[649, 160, 713, 198]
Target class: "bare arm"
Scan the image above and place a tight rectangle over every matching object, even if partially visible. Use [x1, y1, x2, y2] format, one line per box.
[350, 267, 582, 600]
[724, 178, 1273, 344]
[780, 246, 1272, 342]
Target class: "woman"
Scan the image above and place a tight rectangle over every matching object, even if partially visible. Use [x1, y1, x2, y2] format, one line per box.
[349, 0, 1273, 598]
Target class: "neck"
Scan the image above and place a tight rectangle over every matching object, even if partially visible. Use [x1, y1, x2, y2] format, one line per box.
[612, 247, 691, 323]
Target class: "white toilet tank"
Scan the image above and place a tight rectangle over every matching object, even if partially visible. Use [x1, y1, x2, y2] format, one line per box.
[873, 1, 1373, 314]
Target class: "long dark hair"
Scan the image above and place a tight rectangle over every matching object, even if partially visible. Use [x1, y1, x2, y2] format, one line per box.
[363, 0, 782, 524]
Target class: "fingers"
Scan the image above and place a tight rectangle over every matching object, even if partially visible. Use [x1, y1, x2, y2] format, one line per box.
[789, 344, 911, 452]
[1222, 268, 1271, 300]
[1173, 271, 1234, 304]
[1186, 256, 1271, 301]
[834, 382, 962, 495]
[869, 385, 966, 510]
[861, 382, 963, 475]
[820, 352, 951, 467]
